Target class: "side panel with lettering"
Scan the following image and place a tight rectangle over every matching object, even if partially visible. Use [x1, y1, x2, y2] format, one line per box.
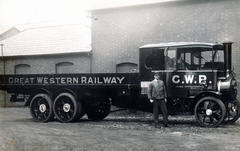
[2, 73, 138, 87]
[165, 71, 214, 97]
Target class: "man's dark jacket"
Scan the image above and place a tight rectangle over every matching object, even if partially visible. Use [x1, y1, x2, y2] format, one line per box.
[147, 79, 167, 100]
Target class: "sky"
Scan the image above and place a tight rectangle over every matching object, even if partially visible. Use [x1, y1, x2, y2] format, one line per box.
[0, 0, 103, 31]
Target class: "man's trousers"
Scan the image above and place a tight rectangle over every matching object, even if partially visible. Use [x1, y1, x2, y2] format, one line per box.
[153, 99, 169, 125]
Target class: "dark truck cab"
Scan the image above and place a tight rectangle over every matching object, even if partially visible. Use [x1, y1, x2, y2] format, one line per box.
[0, 41, 239, 127]
[139, 41, 239, 127]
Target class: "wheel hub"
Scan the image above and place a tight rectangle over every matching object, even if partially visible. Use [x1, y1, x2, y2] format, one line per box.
[39, 104, 47, 113]
[231, 106, 236, 112]
[206, 109, 213, 116]
[63, 103, 71, 112]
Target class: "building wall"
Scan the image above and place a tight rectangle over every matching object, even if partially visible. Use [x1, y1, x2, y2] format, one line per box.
[3, 53, 90, 74]
[0, 58, 7, 107]
[91, 0, 240, 100]
[0, 53, 90, 107]
[91, 0, 240, 76]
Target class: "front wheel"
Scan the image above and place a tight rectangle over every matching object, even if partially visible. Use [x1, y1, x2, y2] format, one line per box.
[53, 93, 81, 122]
[194, 96, 226, 127]
[224, 100, 240, 124]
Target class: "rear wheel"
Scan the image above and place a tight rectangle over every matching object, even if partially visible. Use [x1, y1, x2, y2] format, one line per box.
[224, 100, 240, 124]
[30, 93, 54, 122]
[87, 100, 111, 121]
[53, 93, 81, 122]
[194, 96, 226, 127]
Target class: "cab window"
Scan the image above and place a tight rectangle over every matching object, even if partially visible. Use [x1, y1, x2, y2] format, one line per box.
[176, 46, 224, 70]
[177, 47, 202, 70]
[145, 48, 165, 70]
[165, 49, 176, 70]
[201, 49, 224, 70]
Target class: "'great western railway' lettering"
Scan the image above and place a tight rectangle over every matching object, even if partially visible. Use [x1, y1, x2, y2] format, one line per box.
[7, 76, 125, 85]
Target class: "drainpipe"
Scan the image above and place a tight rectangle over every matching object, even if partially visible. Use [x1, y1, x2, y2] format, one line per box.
[1, 44, 6, 107]
[88, 52, 92, 73]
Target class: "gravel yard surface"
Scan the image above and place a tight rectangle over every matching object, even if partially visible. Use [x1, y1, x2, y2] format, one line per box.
[0, 107, 240, 151]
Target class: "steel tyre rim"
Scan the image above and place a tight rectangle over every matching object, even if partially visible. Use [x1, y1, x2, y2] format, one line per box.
[53, 93, 80, 122]
[87, 102, 111, 120]
[195, 97, 226, 127]
[30, 94, 53, 122]
[224, 100, 240, 123]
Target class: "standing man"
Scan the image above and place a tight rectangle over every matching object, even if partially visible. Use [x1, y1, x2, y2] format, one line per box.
[147, 72, 169, 128]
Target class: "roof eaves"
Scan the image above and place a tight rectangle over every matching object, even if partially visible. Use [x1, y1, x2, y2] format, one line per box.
[88, 0, 185, 11]
[139, 42, 217, 49]
[3, 50, 92, 58]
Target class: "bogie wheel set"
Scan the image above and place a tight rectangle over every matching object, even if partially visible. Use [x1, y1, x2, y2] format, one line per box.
[29, 92, 111, 123]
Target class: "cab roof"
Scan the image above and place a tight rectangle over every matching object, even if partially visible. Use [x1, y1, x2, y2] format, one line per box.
[139, 42, 222, 49]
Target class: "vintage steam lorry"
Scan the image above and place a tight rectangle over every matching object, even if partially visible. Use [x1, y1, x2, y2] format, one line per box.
[0, 41, 239, 127]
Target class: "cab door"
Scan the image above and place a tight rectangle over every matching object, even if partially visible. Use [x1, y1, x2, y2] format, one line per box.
[164, 46, 202, 98]
[162, 47, 184, 98]
[164, 46, 215, 98]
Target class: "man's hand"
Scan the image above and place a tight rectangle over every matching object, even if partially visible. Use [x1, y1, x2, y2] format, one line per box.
[150, 99, 154, 103]
[165, 98, 167, 102]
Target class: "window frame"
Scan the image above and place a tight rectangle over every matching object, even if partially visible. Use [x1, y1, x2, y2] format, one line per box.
[116, 62, 138, 73]
[15, 64, 30, 74]
[55, 62, 74, 74]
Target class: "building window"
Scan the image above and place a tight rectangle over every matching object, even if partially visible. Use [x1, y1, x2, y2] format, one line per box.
[116, 63, 137, 73]
[56, 62, 74, 74]
[15, 64, 30, 74]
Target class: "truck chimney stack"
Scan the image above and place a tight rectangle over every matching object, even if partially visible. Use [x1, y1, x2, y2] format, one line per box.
[222, 41, 233, 77]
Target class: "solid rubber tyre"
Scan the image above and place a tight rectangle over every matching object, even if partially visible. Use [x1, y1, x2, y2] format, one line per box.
[87, 101, 111, 121]
[30, 93, 54, 122]
[194, 96, 226, 127]
[53, 93, 81, 122]
[224, 100, 240, 124]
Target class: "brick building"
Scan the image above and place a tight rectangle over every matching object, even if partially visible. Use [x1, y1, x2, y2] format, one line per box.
[0, 24, 91, 106]
[0, 24, 91, 74]
[88, 0, 240, 99]
[89, 0, 240, 76]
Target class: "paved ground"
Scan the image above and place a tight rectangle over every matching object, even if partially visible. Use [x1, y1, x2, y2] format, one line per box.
[0, 107, 240, 151]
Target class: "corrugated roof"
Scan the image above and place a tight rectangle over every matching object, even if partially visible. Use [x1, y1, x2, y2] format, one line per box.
[0, 24, 91, 57]
[89, 0, 181, 10]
